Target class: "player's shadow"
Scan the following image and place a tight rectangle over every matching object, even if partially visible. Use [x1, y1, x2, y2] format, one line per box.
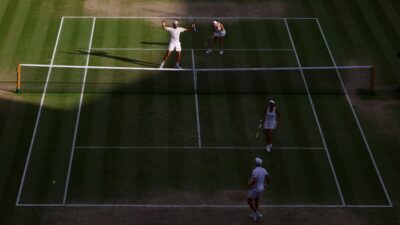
[60, 50, 159, 67]
[140, 41, 168, 46]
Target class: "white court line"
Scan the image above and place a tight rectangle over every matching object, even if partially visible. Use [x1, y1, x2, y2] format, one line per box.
[315, 18, 393, 207]
[90, 48, 293, 51]
[19, 64, 373, 72]
[63, 17, 97, 205]
[74, 146, 325, 150]
[15, 17, 65, 206]
[63, 16, 317, 20]
[191, 49, 202, 147]
[16, 203, 392, 208]
[284, 18, 345, 205]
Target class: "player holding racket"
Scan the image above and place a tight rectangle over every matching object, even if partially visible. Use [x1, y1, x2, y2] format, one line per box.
[206, 20, 226, 55]
[160, 20, 195, 69]
[261, 99, 280, 152]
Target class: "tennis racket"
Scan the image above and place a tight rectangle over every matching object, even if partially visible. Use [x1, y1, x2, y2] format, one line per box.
[255, 120, 262, 139]
[189, 15, 197, 32]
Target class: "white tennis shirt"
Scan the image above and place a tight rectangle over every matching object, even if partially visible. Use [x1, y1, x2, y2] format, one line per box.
[165, 27, 186, 44]
[251, 166, 269, 191]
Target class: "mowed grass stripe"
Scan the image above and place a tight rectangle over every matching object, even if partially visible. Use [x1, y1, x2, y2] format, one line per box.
[0, 0, 33, 79]
[19, 18, 94, 203]
[67, 148, 340, 204]
[311, 96, 389, 204]
[55, 18, 96, 65]
[341, 0, 399, 83]
[288, 19, 389, 204]
[0, 95, 41, 204]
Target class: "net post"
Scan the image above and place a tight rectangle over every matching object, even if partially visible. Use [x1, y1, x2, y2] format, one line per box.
[370, 65, 376, 94]
[16, 64, 21, 93]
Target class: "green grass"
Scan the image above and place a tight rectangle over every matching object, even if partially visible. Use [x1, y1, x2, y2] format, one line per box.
[0, 1, 399, 225]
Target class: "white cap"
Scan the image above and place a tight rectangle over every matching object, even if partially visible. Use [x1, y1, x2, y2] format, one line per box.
[255, 157, 263, 166]
[173, 20, 179, 25]
[213, 20, 218, 24]
[269, 99, 276, 104]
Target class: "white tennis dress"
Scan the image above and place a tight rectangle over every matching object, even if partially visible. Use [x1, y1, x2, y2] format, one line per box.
[165, 27, 186, 51]
[263, 106, 277, 129]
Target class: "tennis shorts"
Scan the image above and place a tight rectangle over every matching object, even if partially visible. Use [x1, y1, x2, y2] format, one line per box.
[213, 30, 226, 38]
[248, 188, 264, 199]
[168, 42, 182, 51]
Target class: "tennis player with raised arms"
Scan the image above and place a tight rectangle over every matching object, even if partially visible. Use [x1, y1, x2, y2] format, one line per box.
[261, 99, 280, 152]
[160, 20, 195, 69]
[247, 157, 270, 222]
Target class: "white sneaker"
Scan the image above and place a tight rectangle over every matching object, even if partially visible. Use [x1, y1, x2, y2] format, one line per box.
[219, 50, 224, 55]
[175, 64, 182, 69]
[159, 62, 165, 68]
[206, 49, 212, 54]
[256, 211, 263, 219]
[265, 144, 271, 152]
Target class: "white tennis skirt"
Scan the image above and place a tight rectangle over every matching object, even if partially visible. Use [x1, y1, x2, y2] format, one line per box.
[263, 120, 277, 129]
[213, 30, 226, 38]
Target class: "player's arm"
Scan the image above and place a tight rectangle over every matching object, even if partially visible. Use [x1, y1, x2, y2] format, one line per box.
[162, 20, 167, 30]
[220, 23, 225, 31]
[264, 174, 271, 188]
[260, 108, 267, 123]
[275, 109, 280, 128]
[276, 109, 280, 122]
[248, 177, 256, 189]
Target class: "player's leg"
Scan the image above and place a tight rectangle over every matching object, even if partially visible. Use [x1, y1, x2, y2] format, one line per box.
[206, 35, 217, 54]
[175, 43, 182, 68]
[219, 37, 224, 54]
[175, 51, 182, 68]
[247, 191, 259, 221]
[247, 198, 256, 211]
[161, 43, 176, 68]
[254, 197, 263, 219]
[264, 129, 272, 152]
[160, 51, 172, 68]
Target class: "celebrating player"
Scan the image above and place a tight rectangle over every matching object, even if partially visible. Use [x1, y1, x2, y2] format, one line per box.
[247, 157, 270, 222]
[206, 20, 226, 55]
[261, 99, 280, 152]
[160, 20, 194, 69]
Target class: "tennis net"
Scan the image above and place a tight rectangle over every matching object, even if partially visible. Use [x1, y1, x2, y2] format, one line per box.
[16, 64, 376, 94]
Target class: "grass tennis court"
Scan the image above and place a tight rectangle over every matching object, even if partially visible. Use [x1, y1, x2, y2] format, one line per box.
[1, 1, 400, 225]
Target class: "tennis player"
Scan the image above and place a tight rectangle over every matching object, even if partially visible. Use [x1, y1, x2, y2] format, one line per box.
[206, 20, 226, 55]
[160, 20, 194, 69]
[261, 99, 280, 152]
[247, 157, 270, 222]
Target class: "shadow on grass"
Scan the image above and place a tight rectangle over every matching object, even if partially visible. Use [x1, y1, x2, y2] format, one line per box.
[60, 50, 160, 67]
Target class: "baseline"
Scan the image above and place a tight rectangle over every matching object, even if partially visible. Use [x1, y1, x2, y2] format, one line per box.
[16, 203, 392, 208]
[90, 48, 293, 51]
[63, 16, 317, 20]
[74, 146, 325, 150]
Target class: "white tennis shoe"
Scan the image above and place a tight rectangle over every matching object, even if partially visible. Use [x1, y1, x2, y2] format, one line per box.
[219, 50, 224, 55]
[206, 49, 212, 54]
